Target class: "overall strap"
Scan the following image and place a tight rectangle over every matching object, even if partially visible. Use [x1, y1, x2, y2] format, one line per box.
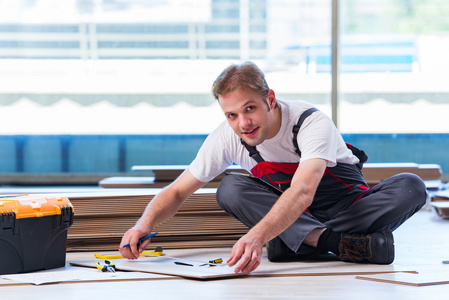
[240, 139, 264, 163]
[292, 107, 319, 157]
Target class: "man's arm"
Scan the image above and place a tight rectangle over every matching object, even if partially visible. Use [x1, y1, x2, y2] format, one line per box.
[119, 168, 207, 259]
[227, 158, 327, 273]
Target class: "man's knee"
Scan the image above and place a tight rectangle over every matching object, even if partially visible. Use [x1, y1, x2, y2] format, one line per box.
[216, 174, 279, 217]
[216, 175, 247, 212]
[376, 173, 427, 231]
[396, 173, 427, 208]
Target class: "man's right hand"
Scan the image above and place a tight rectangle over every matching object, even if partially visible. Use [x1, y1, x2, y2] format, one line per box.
[119, 226, 152, 259]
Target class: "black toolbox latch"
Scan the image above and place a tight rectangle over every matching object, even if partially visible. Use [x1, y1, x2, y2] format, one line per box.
[61, 206, 74, 229]
[0, 212, 16, 233]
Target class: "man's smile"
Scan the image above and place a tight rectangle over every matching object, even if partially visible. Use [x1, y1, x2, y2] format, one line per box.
[242, 126, 259, 136]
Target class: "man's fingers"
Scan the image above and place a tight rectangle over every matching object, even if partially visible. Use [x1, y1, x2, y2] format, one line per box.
[137, 239, 151, 253]
[228, 233, 264, 273]
[129, 238, 140, 258]
[119, 237, 138, 259]
[233, 248, 254, 273]
[227, 243, 243, 267]
[240, 251, 261, 273]
[119, 229, 150, 259]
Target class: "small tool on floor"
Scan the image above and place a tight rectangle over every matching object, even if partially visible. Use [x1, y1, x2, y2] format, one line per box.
[94, 247, 163, 260]
[141, 246, 164, 256]
[174, 261, 194, 267]
[96, 260, 116, 273]
[199, 258, 223, 267]
[174, 257, 224, 267]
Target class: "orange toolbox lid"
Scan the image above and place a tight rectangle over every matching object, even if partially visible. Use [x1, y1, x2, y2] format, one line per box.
[0, 194, 73, 219]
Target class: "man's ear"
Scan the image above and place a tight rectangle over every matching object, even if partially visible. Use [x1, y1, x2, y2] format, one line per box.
[267, 89, 276, 109]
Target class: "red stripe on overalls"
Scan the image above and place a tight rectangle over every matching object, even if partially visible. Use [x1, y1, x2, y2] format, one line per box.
[323, 169, 371, 207]
[351, 184, 371, 205]
[250, 161, 298, 179]
[250, 161, 315, 215]
[323, 168, 353, 190]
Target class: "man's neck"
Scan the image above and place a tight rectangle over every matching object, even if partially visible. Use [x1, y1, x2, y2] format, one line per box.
[267, 103, 282, 140]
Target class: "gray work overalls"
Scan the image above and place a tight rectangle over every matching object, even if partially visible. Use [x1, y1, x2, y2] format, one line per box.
[216, 108, 427, 253]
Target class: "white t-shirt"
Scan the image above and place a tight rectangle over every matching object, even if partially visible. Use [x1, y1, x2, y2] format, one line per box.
[189, 100, 359, 183]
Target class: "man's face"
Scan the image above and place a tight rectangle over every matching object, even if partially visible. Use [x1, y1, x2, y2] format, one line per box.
[218, 87, 278, 147]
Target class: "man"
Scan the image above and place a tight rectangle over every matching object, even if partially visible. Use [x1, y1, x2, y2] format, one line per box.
[119, 61, 426, 274]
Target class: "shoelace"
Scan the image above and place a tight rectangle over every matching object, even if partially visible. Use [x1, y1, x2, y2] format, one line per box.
[340, 238, 370, 262]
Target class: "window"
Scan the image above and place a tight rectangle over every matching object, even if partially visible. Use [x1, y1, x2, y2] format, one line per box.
[0, 0, 331, 136]
[339, 0, 449, 134]
[1, 0, 447, 179]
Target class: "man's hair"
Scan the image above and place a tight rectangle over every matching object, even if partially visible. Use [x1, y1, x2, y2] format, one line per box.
[211, 61, 270, 101]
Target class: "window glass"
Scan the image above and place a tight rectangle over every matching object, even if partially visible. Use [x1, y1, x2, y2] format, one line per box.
[339, 0, 449, 133]
[0, 0, 331, 135]
[0, 0, 334, 177]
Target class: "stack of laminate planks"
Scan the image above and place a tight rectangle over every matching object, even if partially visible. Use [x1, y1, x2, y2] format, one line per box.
[66, 188, 249, 251]
[361, 163, 442, 186]
[99, 165, 249, 188]
[430, 188, 449, 219]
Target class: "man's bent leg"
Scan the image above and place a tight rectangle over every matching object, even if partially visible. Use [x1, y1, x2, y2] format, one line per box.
[216, 174, 325, 258]
[322, 173, 426, 264]
[325, 173, 427, 234]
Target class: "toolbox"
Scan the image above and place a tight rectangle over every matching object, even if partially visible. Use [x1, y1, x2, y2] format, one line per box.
[0, 194, 74, 275]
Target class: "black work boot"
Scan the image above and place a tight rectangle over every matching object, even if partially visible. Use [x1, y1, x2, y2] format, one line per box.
[338, 230, 395, 264]
[266, 236, 320, 262]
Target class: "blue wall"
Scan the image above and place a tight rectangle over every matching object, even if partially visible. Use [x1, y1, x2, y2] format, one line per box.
[0, 135, 206, 174]
[0, 134, 448, 175]
[343, 134, 449, 170]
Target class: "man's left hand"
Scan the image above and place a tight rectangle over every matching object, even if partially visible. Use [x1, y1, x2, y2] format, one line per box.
[227, 231, 264, 273]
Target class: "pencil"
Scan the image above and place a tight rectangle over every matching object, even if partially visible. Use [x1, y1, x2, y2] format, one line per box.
[119, 232, 158, 249]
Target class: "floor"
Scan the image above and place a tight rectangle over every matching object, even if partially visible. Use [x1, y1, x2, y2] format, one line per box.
[1, 208, 448, 299]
